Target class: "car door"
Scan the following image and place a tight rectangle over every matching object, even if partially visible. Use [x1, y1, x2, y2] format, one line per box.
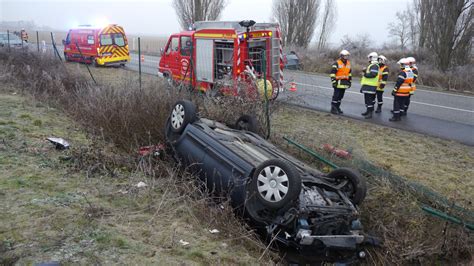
[179, 35, 192, 83]
[162, 35, 180, 80]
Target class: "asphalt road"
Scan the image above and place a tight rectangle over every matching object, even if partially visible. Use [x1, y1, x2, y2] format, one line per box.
[36, 45, 474, 146]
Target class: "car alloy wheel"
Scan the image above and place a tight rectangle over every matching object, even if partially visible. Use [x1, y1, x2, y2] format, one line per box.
[171, 104, 185, 130]
[257, 165, 289, 203]
[251, 159, 301, 210]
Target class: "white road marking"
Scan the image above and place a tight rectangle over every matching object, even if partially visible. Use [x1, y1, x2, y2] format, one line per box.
[294, 82, 474, 113]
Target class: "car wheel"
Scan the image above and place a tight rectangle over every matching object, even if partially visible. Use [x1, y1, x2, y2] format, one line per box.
[170, 100, 197, 133]
[251, 159, 301, 210]
[235, 115, 258, 134]
[327, 168, 367, 205]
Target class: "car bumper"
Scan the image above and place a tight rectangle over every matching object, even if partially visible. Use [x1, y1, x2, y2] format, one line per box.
[96, 55, 130, 66]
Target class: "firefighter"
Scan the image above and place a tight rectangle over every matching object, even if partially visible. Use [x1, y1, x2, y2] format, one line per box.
[403, 56, 418, 115]
[390, 58, 414, 122]
[329, 50, 352, 114]
[375, 55, 389, 113]
[360, 52, 380, 119]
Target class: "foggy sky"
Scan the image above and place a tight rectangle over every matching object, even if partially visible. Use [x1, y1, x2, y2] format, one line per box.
[0, 0, 409, 46]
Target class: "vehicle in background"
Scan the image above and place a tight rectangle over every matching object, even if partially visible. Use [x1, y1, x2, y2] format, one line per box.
[158, 20, 284, 100]
[283, 51, 302, 70]
[165, 99, 377, 263]
[62, 24, 130, 66]
[0, 32, 25, 48]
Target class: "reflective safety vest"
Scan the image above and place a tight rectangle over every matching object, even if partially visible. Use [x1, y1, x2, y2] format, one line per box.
[377, 65, 388, 92]
[335, 59, 351, 80]
[410, 65, 418, 95]
[361, 63, 379, 87]
[395, 68, 414, 96]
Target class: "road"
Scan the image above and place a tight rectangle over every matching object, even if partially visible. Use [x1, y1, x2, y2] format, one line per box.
[37, 45, 474, 146]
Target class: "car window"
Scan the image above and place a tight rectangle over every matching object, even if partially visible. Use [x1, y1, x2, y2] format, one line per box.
[0, 34, 7, 41]
[180, 36, 192, 56]
[87, 35, 94, 45]
[166, 37, 179, 53]
[112, 33, 125, 46]
[100, 34, 113, 45]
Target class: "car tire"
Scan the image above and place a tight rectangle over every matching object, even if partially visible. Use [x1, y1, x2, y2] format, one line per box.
[327, 168, 367, 205]
[235, 115, 258, 134]
[251, 159, 301, 210]
[170, 100, 197, 133]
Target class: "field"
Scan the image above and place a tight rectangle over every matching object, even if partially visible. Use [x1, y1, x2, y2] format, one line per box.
[0, 52, 472, 264]
[0, 91, 268, 264]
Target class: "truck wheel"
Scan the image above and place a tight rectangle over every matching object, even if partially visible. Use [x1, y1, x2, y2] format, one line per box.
[251, 159, 301, 210]
[327, 168, 367, 205]
[170, 100, 197, 133]
[235, 115, 258, 134]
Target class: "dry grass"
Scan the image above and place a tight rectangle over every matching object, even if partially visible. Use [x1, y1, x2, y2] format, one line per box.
[1, 49, 472, 264]
[0, 50, 276, 264]
[271, 106, 473, 264]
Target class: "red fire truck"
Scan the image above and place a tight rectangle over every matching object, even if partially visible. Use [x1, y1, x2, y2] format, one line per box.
[63, 24, 131, 66]
[158, 21, 283, 99]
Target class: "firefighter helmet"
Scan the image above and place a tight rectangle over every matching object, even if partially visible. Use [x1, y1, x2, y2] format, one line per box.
[368, 52, 378, 62]
[340, 50, 350, 56]
[406, 56, 416, 65]
[399, 58, 410, 67]
[378, 55, 387, 64]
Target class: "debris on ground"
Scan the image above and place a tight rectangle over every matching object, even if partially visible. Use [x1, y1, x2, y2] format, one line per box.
[209, 229, 220, 234]
[322, 143, 352, 159]
[46, 137, 70, 150]
[179, 239, 189, 246]
[138, 144, 165, 157]
[135, 181, 147, 188]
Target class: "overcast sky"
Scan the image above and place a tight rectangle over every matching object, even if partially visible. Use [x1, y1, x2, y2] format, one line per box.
[0, 0, 409, 46]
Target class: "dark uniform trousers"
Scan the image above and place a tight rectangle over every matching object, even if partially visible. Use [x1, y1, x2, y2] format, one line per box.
[332, 88, 346, 108]
[393, 96, 409, 115]
[361, 85, 377, 111]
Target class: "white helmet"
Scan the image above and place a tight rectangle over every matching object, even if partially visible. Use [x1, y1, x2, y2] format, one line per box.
[340, 50, 350, 56]
[399, 58, 410, 66]
[368, 52, 378, 61]
[378, 55, 387, 64]
[406, 56, 416, 64]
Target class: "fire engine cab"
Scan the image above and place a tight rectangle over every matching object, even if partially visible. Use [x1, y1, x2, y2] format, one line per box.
[158, 20, 283, 99]
[63, 24, 131, 66]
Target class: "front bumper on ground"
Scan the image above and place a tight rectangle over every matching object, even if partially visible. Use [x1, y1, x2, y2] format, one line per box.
[297, 229, 365, 249]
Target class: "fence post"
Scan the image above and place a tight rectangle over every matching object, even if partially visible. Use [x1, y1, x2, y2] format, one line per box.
[50, 32, 62, 61]
[7, 30, 10, 52]
[138, 37, 142, 88]
[36, 31, 39, 52]
[262, 50, 271, 139]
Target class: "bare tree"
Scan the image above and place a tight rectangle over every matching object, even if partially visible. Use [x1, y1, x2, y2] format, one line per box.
[173, 0, 227, 30]
[272, 0, 321, 48]
[387, 11, 411, 51]
[340, 34, 372, 57]
[413, 0, 473, 71]
[316, 0, 337, 50]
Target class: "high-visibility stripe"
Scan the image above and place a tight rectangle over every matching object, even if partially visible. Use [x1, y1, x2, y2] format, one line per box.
[195, 33, 236, 38]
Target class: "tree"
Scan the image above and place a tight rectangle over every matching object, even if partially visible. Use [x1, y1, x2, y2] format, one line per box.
[272, 0, 321, 48]
[173, 0, 227, 30]
[316, 0, 337, 50]
[413, 0, 473, 71]
[387, 11, 411, 51]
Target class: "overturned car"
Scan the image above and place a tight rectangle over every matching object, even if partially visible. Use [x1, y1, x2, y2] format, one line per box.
[165, 100, 377, 263]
